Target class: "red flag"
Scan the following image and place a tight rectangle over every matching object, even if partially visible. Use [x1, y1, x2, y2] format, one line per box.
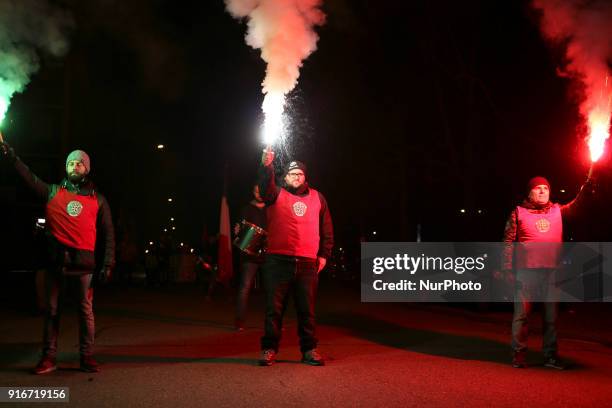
[217, 192, 233, 285]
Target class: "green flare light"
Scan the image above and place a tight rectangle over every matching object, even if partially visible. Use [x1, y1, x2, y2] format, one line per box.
[1, 76, 15, 126]
[0, 96, 8, 126]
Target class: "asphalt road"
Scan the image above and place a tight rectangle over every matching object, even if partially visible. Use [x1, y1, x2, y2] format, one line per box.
[1, 281, 611, 407]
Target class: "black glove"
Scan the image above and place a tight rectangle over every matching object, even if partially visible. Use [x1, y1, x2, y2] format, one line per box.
[0, 141, 16, 161]
[97, 267, 113, 285]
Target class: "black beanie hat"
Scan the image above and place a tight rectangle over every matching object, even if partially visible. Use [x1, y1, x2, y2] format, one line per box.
[284, 160, 307, 176]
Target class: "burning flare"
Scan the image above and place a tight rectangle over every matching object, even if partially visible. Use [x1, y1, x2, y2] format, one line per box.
[261, 91, 286, 145]
[0, 97, 8, 126]
[587, 94, 610, 162]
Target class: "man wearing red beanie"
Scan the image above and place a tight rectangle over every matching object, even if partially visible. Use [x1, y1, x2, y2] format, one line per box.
[502, 175, 590, 369]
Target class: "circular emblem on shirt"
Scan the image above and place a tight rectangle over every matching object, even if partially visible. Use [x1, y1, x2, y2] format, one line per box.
[292, 201, 307, 217]
[535, 218, 550, 233]
[66, 200, 83, 217]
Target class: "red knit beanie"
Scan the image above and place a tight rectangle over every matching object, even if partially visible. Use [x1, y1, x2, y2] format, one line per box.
[527, 176, 550, 192]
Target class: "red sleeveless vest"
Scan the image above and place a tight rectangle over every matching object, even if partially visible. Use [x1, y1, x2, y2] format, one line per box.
[46, 188, 99, 251]
[266, 188, 321, 259]
[515, 204, 562, 269]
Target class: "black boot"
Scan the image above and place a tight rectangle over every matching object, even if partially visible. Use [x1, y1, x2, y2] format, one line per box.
[80, 355, 100, 373]
[512, 351, 527, 368]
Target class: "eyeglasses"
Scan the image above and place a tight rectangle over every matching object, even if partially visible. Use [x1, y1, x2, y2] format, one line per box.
[287, 172, 305, 178]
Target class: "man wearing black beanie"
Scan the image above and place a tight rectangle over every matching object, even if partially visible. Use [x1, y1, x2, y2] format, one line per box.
[257, 149, 333, 366]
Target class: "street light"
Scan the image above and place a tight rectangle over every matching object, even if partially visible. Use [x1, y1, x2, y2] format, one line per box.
[157, 144, 165, 150]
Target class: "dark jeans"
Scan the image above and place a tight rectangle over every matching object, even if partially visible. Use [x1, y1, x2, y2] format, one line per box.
[261, 255, 319, 353]
[43, 270, 95, 358]
[235, 260, 261, 325]
[511, 268, 558, 357]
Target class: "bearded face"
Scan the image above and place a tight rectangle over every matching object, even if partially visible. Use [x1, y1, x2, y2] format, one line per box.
[66, 160, 87, 183]
[284, 170, 306, 189]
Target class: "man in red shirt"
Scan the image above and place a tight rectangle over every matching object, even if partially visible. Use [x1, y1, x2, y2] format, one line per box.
[503, 176, 588, 370]
[1, 134, 115, 374]
[257, 149, 333, 366]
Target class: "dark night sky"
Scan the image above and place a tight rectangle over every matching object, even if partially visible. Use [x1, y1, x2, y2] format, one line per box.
[1, 0, 611, 263]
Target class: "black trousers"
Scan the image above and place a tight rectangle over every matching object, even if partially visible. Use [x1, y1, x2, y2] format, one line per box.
[235, 259, 261, 325]
[261, 255, 319, 353]
[43, 269, 95, 358]
[511, 268, 558, 357]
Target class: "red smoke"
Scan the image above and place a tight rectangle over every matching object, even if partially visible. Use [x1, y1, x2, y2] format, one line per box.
[532, 0, 612, 161]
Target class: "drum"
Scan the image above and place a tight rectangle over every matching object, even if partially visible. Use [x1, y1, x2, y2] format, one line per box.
[233, 220, 267, 256]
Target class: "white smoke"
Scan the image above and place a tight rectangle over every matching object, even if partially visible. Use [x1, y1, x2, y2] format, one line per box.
[225, 0, 325, 102]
